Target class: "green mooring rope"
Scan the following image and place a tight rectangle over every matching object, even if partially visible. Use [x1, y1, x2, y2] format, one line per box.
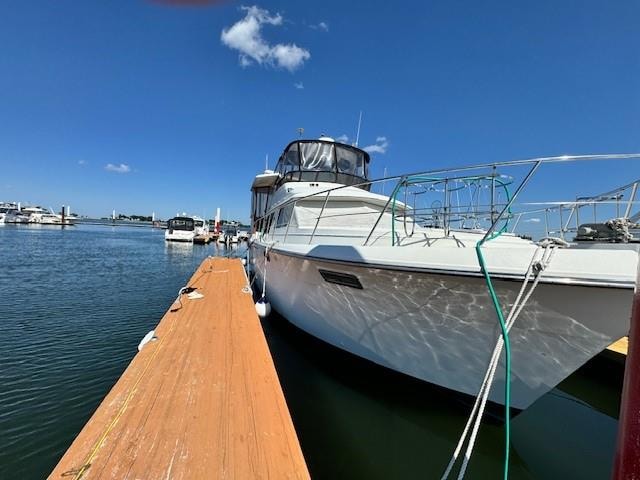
[390, 173, 513, 478]
[475, 229, 511, 480]
[387, 172, 513, 478]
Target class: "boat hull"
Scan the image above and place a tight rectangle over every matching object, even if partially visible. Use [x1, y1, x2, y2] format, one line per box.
[165, 231, 196, 242]
[251, 243, 633, 410]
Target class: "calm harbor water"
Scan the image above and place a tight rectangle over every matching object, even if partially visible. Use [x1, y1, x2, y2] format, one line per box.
[0, 224, 624, 479]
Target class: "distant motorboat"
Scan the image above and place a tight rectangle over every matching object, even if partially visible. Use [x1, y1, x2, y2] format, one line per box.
[21, 206, 74, 225]
[3, 207, 30, 224]
[218, 225, 240, 244]
[0, 202, 17, 224]
[165, 215, 208, 242]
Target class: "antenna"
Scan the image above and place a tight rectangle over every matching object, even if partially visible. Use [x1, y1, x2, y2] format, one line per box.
[382, 167, 387, 195]
[355, 111, 363, 147]
[297, 127, 304, 137]
[265, 154, 269, 171]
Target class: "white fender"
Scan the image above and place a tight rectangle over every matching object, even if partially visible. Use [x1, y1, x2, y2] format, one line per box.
[255, 298, 271, 318]
[138, 330, 157, 351]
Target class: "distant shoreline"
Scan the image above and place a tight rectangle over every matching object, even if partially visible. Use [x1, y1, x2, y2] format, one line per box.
[76, 218, 166, 228]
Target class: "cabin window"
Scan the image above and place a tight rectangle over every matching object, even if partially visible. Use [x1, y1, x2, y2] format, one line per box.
[279, 142, 300, 175]
[276, 204, 294, 228]
[336, 146, 366, 177]
[268, 212, 277, 236]
[251, 187, 272, 228]
[262, 213, 273, 237]
[168, 218, 194, 231]
[300, 142, 335, 171]
[195, 220, 204, 227]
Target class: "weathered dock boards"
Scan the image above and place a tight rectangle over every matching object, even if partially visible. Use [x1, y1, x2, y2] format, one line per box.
[49, 257, 309, 480]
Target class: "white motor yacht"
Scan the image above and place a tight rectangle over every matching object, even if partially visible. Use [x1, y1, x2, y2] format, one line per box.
[4, 207, 30, 223]
[165, 215, 208, 242]
[0, 202, 17, 223]
[226, 226, 240, 244]
[218, 224, 240, 244]
[21, 206, 73, 225]
[249, 137, 639, 410]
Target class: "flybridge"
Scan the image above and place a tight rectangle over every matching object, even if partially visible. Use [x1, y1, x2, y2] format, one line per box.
[251, 138, 371, 229]
[273, 139, 370, 188]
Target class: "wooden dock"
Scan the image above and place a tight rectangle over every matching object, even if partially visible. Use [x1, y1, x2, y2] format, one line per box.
[606, 336, 629, 360]
[608, 337, 629, 356]
[49, 257, 309, 480]
[193, 233, 217, 244]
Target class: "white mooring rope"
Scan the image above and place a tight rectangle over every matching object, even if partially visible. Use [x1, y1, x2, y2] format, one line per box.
[442, 242, 559, 480]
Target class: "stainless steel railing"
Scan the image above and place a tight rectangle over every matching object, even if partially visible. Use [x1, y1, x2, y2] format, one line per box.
[254, 154, 640, 246]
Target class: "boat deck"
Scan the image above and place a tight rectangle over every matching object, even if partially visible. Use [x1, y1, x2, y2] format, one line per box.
[49, 257, 309, 480]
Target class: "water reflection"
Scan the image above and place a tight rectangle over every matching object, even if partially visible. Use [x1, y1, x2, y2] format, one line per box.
[262, 311, 622, 480]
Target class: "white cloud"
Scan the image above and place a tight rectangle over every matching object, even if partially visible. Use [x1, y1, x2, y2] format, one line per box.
[294, 82, 304, 89]
[523, 217, 541, 223]
[310, 21, 329, 32]
[221, 6, 310, 72]
[363, 136, 389, 154]
[78, 160, 86, 166]
[105, 163, 131, 173]
[336, 134, 349, 143]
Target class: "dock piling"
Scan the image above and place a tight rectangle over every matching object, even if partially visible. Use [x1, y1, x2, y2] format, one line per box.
[611, 274, 640, 479]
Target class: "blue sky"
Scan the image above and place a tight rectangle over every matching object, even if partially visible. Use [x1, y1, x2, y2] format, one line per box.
[0, 0, 638, 222]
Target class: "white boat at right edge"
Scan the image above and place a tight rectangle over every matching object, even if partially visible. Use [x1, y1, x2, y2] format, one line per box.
[249, 137, 640, 410]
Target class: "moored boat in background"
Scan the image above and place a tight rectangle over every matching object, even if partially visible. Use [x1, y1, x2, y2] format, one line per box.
[21, 206, 74, 225]
[4, 207, 30, 223]
[165, 215, 209, 242]
[0, 202, 18, 224]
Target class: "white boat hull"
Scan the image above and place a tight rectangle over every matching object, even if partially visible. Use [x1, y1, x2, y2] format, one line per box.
[165, 231, 196, 242]
[6, 216, 29, 224]
[251, 243, 633, 410]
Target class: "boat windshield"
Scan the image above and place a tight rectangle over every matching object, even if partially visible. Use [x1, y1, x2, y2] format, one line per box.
[275, 140, 370, 189]
[194, 220, 204, 227]
[168, 218, 194, 231]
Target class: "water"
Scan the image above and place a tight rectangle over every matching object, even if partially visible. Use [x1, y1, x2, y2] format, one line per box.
[0, 225, 623, 479]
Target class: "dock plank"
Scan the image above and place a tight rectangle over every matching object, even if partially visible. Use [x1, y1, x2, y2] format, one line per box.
[49, 257, 309, 480]
[607, 337, 629, 356]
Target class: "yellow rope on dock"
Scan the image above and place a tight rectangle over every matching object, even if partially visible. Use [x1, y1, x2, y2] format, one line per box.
[68, 301, 182, 479]
[67, 258, 215, 479]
